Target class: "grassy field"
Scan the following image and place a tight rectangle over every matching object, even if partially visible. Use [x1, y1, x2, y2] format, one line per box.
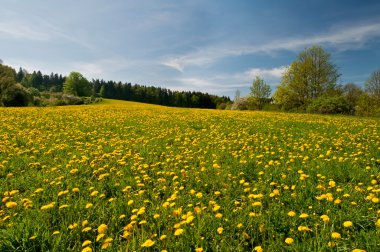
[0, 100, 379, 251]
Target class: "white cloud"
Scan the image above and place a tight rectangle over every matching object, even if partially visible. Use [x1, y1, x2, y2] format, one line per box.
[245, 66, 288, 79]
[162, 22, 380, 72]
[166, 66, 288, 95]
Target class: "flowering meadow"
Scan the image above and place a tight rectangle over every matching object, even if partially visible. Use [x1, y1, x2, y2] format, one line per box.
[0, 100, 379, 251]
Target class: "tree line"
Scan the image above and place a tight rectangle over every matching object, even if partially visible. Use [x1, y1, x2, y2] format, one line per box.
[232, 45, 380, 116]
[0, 63, 230, 108]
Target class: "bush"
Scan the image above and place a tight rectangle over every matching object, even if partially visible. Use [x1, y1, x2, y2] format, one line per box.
[355, 93, 380, 116]
[2, 84, 31, 107]
[307, 95, 352, 114]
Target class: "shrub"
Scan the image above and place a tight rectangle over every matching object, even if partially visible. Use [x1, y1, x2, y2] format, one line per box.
[307, 95, 352, 114]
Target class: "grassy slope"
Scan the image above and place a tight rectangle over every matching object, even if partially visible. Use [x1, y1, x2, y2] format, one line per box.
[0, 101, 379, 251]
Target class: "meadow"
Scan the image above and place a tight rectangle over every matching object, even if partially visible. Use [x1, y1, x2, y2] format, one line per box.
[0, 99, 379, 252]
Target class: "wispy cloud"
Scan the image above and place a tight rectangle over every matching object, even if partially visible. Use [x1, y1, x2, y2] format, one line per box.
[162, 22, 380, 72]
[0, 12, 93, 49]
[167, 66, 288, 95]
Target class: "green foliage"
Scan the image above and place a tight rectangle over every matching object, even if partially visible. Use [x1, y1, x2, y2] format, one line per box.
[306, 95, 352, 114]
[99, 85, 105, 98]
[365, 69, 380, 100]
[355, 93, 380, 117]
[274, 45, 340, 111]
[0, 64, 18, 106]
[2, 83, 31, 107]
[63, 72, 92, 97]
[250, 76, 272, 109]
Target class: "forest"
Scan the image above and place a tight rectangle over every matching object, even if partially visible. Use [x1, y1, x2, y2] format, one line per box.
[0, 61, 230, 109]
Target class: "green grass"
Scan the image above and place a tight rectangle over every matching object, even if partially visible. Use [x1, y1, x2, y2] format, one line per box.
[0, 101, 379, 251]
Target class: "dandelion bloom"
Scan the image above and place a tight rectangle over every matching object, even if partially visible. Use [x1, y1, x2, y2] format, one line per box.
[343, 221, 353, 228]
[195, 248, 203, 252]
[174, 229, 184, 236]
[288, 211, 296, 217]
[254, 246, 263, 252]
[141, 239, 155, 247]
[82, 247, 92, 252]
[299, 213, 309, 219]
[376, 219, 380, 228]
[217, 227, 223, 234]
[352, 249, 366, 252]
[5, 202, 17, 208]
[82, 240, 91, 247]
[331, 232, 341, 239]
[320, 215, 330, 222]
[285, 237, 294, 245]
[96, 233, 105, 242]
[98, 224, 107, 234]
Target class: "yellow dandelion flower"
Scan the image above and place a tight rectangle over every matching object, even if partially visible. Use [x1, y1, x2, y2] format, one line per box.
[159, 234, 167, 240]
[288, 211, 296, 217]
[254, 246, 263, 252]
[5, 202, 17, 208]
[343, 221, 353, 228]
[217, 227, 223, 234]
[376, 219, 380, 228]
[252, 201, 262, 207]
[285, 237, 294, 245]
[195, 248, 203, 252]
[141, 239, 155, 247]
[82, 227, 92, 232]
[85, 203, 93, 209]
[153, 214, 160, 219]
[69, 223, 78, 230]
[82, 240, 92, 247]
[331, 232, 341, 239]
[98, 224, 107, 234]
[174, 229, 184, 236]
[82, 247, 92, 252]
[299, 213, 309, 219]
[52, 231, 60, 235]
[96, 233, 105, 242]
[215, 213, 223, 218]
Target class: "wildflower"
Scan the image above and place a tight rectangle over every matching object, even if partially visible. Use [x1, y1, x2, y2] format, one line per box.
[254, 246, 263, 252]
[141, 239, 155, 247]
[331, 232, 341, 239]
[82, 240, 92, 247]
[82, 227, 92, 232]
[85, 203, 93, 209]
[288, 211, 296, 217]
[285, 237, 294, 245]
[215, 213, 223, 218]
[96, 233, 105, 242]
[299, 213, 309, 219]
[320, 215, 330, 222]
[195, 248, 203, 252]
[98, 224, 107, 234]
[82, 247, 92, 252]
[159, 235, 167, 240]
[343, 221, 353, 228]
[5, 202, 17, 208]
[174, 229, 184, 236]
[376, 219, 380, 228]
[217, 227, 223, 234]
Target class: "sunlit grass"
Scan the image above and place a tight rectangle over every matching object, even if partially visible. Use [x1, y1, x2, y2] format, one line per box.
[0, 100, 379, 251]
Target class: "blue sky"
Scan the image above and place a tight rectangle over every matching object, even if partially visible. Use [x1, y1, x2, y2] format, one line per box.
[1, 0, 380, 98]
